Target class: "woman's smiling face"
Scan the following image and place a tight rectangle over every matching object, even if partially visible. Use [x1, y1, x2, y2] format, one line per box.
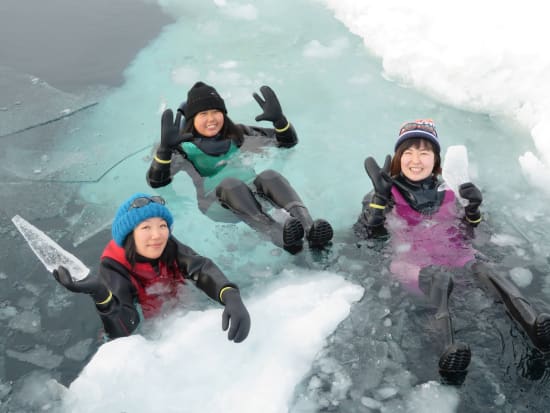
[399, 141, 435, 181]
[132, 217, 169, 259]
[193, 109, 225, 137]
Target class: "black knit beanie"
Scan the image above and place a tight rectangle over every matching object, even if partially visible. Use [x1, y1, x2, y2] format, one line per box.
[183, 81, 227, 119]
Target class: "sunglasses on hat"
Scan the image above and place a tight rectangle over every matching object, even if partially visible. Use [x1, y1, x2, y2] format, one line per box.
[399, 119, 437, 136]
[128, 196, 166, 211]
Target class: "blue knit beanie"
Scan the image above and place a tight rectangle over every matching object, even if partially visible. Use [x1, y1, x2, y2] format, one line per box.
[111, 193, 174, 247]
[395, 119, 440, 154]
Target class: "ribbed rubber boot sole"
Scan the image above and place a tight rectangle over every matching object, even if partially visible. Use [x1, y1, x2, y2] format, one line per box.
[283, 217, 304, 247]
[439, 343, 471, 384]
[534, 313, 550, 353]
[307, 219, 333, 248]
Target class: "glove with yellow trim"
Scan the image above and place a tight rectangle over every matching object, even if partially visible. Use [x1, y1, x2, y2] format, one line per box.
[157, 109, 193, 160]
[362, 155, 393, 229]
[364, 155, 392, 206]
[52, 266, 111, 305]
[253, 86, 288, 130]
[458, 182, 482, 225]
[221, 288, 251, 343]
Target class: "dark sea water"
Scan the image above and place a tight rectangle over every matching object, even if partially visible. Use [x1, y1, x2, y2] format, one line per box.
[0, 0, 173, 93]
[0, 1, 172, 410]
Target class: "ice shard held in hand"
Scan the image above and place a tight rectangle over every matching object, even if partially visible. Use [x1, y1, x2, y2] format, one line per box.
[442, 145, 470, 206]
[11, 215, 90, 281]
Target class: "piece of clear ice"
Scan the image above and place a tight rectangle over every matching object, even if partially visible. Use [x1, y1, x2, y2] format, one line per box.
[11, 215, 89, 281]
[441, 145, 470, 206]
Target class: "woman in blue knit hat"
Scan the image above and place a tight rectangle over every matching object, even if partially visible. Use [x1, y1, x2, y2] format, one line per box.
[52, 193, 251, 342]
[353, 119, 550, 383]
[146, 81, 333, 254]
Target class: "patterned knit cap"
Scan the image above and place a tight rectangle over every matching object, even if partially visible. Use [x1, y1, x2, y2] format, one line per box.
[395, 119, 440, 154]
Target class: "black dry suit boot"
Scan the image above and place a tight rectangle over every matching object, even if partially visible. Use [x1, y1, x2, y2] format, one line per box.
[247, 212, 304, 254]
[419, 269, 471, 384]
[472, 262, 550, 354]
[287, 204, 333, 248]
[253, 170, 333, 249]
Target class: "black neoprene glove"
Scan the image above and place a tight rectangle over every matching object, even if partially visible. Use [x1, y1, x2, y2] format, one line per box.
[364, 155, 393, 206]
[253, 86, 288, 130]
[157, 109, 193, 159]
[52, 266, 111, 304]
[221, 288, 251, 343]
[459, 182, 482, 225]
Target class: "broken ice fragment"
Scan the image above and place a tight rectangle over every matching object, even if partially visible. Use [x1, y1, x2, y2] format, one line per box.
[442, 145, 470, 206]
[11, 215, 89, 281]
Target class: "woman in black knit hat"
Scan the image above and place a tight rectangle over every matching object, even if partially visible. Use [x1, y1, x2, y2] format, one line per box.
[146, 81, 333, 254]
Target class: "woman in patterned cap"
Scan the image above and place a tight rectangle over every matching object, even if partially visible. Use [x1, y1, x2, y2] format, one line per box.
[354, 119, 549, 383]
[52, 192, 250, 342]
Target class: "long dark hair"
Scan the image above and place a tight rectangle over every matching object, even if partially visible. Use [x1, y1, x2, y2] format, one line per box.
[182, 113, 244, 147]
[390, 138, 442, 177]
[123, 234, 178, 272]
